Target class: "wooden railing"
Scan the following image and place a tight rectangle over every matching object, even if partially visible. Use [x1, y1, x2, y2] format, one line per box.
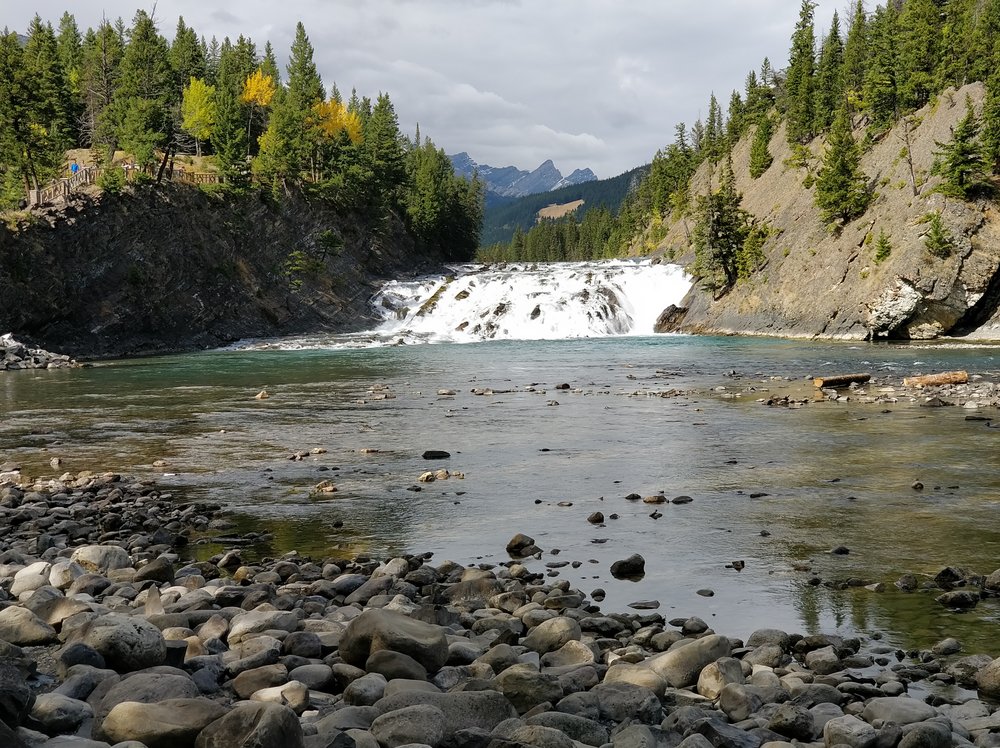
[27, 164, 225, 207]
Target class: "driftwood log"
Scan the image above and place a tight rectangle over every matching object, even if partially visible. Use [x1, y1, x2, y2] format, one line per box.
[903, 370, 969, 387]
[813, 373, 871, 388]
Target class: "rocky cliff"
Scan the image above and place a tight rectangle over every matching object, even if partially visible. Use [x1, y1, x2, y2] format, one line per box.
[0, 185, 442, 358]
[655, 83, 1000, 341]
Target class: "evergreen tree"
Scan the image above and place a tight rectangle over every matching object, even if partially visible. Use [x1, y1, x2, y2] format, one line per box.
[842, 0, 868, 104]
[79, 20, 124, 157]
[170, 17, 206, 100]
[966, 0, 1000, 83]
[936, 0, 975, 89]
[814, 12, 844, 132]
[983, 70, 1000, 174]
[56, 11, 83, 142]
[211, 38, 255, 179]
[24, 16, 72, 152]
[863, 3, 899, 129]
[785, 0, 817, 144]
[932, 95, 990, 199]
[693, 157, 750, 292]
[727, 90, 744, 144]
[261, 41, 280, 84]
[924, 211, 952, 257]
[112, 10, 172, 168]
[0, 31, 62, 199]
[815, 104, 870, 224]
[362, 92, 406, 206]
[704, 93, 724, 162]
[286, 22, 323, 111]
[204, 36, 220, 85]
[749, 116, 774, 179]
[897, 0, 941, 111]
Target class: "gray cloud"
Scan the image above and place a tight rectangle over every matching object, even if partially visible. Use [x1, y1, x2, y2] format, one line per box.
[11, 1, 841, 178]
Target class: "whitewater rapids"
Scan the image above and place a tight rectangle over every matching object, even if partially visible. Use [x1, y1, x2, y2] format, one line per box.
[370, 259, 692, 345]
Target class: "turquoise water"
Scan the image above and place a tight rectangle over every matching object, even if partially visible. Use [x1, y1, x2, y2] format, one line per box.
[3, 334, 1000, 652]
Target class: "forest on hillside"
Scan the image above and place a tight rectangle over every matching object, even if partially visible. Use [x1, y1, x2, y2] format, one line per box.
[484, 0, 1000, 276]
[0, 11, 483, 259]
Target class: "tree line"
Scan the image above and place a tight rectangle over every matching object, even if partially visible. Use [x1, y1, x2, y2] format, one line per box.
[0, 11, 482, 258]
[485, 0, 1000, 285]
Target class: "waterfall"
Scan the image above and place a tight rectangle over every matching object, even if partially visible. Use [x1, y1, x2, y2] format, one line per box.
[370, 259, 692, 345]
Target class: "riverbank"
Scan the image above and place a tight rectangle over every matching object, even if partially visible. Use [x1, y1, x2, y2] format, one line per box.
[2, 470, 1000, 748]
[0, 335, 79, 371]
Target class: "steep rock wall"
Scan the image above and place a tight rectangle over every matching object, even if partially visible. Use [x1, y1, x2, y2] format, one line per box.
[0, 185, 439, 358]
[657, 83, 1000, 341]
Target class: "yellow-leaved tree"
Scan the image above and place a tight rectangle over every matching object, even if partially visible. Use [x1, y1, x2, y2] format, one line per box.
[311, 99, 362, 144]
[241, 68, 276, 155]
[180, 77, 216, 157]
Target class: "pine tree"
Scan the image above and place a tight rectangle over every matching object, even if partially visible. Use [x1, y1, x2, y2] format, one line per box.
[56, 12, 83, 143]
[897, 0, 941, 111]
[966, 0, 1000, 83]
[24, 16, 72, 152]
[785, 0, 817, 144]
[814, 12, 844, 132]
[286, 22, 323, 111]
[814, 104, 871, 224]
[79, 20, 124, 157]
[112, 10, 172, 167]
[749, 116, 774, 179]
[932, 95, 990, 199]
[204, 36, 220, 85]
[704, 93, 724, 162]
[170, 17, 206, 100]
[0, 31, 62, 199]
[362, 92, 406, 206]
[863, 3, 899, 129]
[983, 70, 1000, 174]
[261, 42, 280, 84]
[842, 0, 868, 104]
[693, 157, 750, 292]
[936, 0, 975, 89]
[727, 90, 744, 143]
[924, 211, 952, 257]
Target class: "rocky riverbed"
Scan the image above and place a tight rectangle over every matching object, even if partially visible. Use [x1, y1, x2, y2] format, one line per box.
[3, 472, 1000, 748]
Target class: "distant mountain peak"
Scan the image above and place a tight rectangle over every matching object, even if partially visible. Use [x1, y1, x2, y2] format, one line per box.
[449, 153, 597, 198]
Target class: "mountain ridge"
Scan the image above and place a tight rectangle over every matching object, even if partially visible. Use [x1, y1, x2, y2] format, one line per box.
[449, 152, 597, 198]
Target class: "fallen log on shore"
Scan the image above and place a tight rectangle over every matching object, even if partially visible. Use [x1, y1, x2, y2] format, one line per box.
[813, 373, 871, 388]
[903, 370, 969, 387]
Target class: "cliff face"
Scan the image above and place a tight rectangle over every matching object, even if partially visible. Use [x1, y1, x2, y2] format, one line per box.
[0, 185, 440, 358]
[657, 83, 1000, 341]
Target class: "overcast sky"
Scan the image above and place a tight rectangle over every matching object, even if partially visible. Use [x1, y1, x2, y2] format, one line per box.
[11, 1, 844, 178]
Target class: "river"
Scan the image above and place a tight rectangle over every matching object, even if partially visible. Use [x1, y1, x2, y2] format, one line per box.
[3, 260, 1000, 655]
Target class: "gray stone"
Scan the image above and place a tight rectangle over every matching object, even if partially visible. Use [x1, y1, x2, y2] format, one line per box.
[373, 690, 517, 736]
[366, 649, 428, 681]
[251, 681, 311, 715]
[644, 634, 731, 688]
[898, 720, 952, 748]
[526, 711, 609, 746]
[804, 645, 842, 676]
[505, 724, 576, 748]
[697, 657, 745, 700]
[228, 608, 300, 643]
[0, 662, 34, 727]
[522, 617, 582, 655]
[494, 665, 563, 714]
[344, 673, 387, 706]
[233, 664, 288, 700]
[102, 698, 226, 748]
[72, 613, 166, 672]
[289, 664, 333, 691]
[370, 704, 446, 748]
[862, 697, 938, 726]
[767, 703, 815, 741]
[70, 546, 130, 575]
[823, 714, 877, 748]
[29, 692, 93, 734]
[719, 683, 764, 722]
[340, 609, 449, 673]
[603, 662, 667, 697]
[93, 672, 198, 736]
[0, 606, 58, 645]
[195, 702, 305, 748]
[746, 629, 792, 650]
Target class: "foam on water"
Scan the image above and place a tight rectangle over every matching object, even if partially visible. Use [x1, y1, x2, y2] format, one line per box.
[232, 259, 691, 350]
[373, 259, 691, 345]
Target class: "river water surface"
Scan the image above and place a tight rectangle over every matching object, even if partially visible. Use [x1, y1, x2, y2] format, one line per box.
[4, 332, 1000, 654]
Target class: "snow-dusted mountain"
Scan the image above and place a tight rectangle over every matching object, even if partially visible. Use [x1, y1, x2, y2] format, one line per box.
[449, 153, 597, 198]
